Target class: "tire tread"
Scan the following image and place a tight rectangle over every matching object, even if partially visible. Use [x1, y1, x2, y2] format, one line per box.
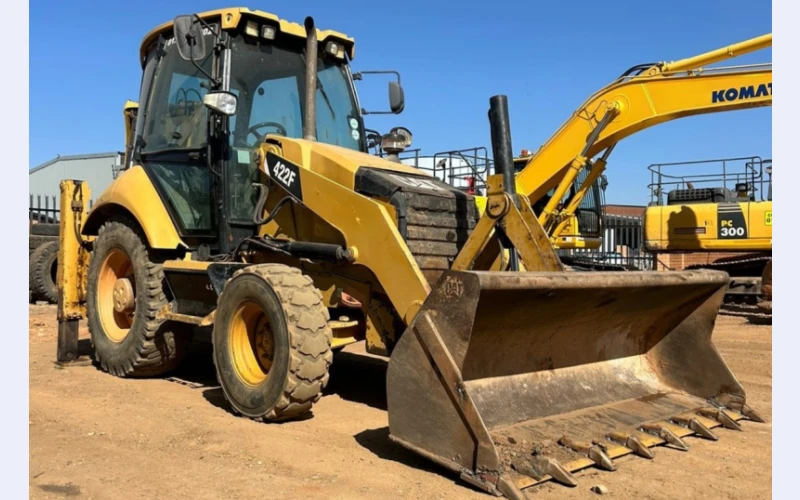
[87, 217, 191, 377]
[218, 263, 332, 421]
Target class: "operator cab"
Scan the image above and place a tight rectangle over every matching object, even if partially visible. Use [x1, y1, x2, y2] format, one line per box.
[125, 9, 404, 253]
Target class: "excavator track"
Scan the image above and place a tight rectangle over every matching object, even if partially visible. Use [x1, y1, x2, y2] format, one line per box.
[685, 253, 771, 276]
[686, 254, 771, 312]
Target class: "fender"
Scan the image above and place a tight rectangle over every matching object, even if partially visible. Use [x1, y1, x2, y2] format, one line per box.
[83, 165, 186, 250]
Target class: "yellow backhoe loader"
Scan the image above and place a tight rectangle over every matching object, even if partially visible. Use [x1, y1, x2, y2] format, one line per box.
[56, 8, 769, 497]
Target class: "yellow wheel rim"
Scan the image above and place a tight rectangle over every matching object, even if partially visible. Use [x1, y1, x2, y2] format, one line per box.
[229, 301, 275, 386]
[98, 249, 135, 343]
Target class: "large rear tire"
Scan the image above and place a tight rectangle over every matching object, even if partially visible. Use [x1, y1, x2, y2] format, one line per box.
[29, 240, 59, 304]
[86, 218, 192, 377]
[213, 264, 332, 421]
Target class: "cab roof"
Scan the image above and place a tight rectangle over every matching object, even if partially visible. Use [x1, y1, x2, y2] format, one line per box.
[140, 7, 355, 67]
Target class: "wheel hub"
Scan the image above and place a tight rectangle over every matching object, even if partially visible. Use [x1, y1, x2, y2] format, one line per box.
[113, 278, 135, 313]
[230, 301, 275, 386]
[98, 248, 135, 343]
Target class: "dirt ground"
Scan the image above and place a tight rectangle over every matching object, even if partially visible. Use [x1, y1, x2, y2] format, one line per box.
[29, 304, 772, 499]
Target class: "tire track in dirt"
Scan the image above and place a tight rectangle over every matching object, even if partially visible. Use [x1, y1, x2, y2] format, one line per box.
[29, 306, 771, 499]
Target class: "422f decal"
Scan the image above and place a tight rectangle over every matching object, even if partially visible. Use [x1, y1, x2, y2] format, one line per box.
[265, 152, 303, 201]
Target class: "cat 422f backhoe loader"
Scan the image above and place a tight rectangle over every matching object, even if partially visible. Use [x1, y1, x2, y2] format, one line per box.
[57, 8, 767, 498]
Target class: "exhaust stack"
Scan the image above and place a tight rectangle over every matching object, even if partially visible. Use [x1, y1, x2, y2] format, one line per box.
[303, 16, 318, 141]
[488, 95, 520, 270]
[488, 95, 516, 198]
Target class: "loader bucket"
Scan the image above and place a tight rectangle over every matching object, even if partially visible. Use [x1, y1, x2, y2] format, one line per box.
[386, 270, 762, 498]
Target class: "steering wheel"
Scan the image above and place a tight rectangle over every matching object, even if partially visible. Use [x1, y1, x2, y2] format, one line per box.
[247, 121, 288, 146]
[173, 88, 204, 113]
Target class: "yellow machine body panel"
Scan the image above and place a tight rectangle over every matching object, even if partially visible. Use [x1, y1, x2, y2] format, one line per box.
[257, 137, 436, 323]
[644, 200, 772, 252]
[277, 137, 427, 187]
[139, 7, 355, 65]
[472, 194, 601, 250]
[83, 165, 186, 250]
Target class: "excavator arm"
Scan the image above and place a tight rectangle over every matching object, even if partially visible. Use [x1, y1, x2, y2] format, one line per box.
[515, 34, 772, 237]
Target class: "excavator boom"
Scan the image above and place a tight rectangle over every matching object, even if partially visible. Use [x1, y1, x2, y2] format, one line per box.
[513, 34, 771, 237]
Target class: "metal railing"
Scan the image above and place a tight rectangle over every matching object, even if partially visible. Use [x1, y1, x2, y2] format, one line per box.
[559, 214, 655, 270]
[29, 194, 60, 229]
[29, 194, 94, 232]
[647, 156, 771, 205]
[388, 147, 492, 195]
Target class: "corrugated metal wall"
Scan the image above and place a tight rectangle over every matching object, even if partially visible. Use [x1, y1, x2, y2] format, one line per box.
[29, 152, 122, 206]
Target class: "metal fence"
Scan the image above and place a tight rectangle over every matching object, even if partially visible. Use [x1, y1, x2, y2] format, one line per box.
[390, 147, 492, 195]
[29, 194, 60, 229]
[29, 193, 94, 232]
[559, 214, 655, 270]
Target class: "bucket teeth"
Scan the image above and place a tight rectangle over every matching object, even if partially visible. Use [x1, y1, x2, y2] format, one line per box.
[738, 404, 766, 423]
[606, 432, 655, 459]
[671, 416, 718, 441]
[698, 408, 743, 431]
[530, 456, 578, 487]
[640, 423, 690, 451]
[589, 446, 617, 471]
[713, 396, 766, 423]
[689, 418, 719, 440]
[559, 436, 616, 471]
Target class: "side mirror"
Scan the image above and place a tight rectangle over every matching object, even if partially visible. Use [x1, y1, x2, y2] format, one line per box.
[355, 70, 404, 115]
[389, 82, 405, 114]
[203, 91, 238, 116]
[174, 15, 207, 61]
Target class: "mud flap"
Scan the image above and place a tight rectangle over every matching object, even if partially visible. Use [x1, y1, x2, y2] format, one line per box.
[386, 270, 761, 496]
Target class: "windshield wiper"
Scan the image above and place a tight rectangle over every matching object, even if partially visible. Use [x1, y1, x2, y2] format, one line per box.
[316, 78, 335, 120]
[300, 53, 335, 119]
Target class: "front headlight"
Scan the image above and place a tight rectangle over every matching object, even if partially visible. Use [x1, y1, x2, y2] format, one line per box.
[203, 91, 238, 116]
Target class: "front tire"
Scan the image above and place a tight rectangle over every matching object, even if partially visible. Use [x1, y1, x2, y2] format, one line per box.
[213, 264, 333, 421]
[86, 218, 192, 377]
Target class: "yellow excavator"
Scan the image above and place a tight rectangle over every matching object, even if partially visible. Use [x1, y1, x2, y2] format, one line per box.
[56, 8, 770, 497]
[643, 156, 772, 312]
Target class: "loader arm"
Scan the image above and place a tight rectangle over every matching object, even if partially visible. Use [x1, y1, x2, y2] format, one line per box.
[514, 34, 771, 236]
